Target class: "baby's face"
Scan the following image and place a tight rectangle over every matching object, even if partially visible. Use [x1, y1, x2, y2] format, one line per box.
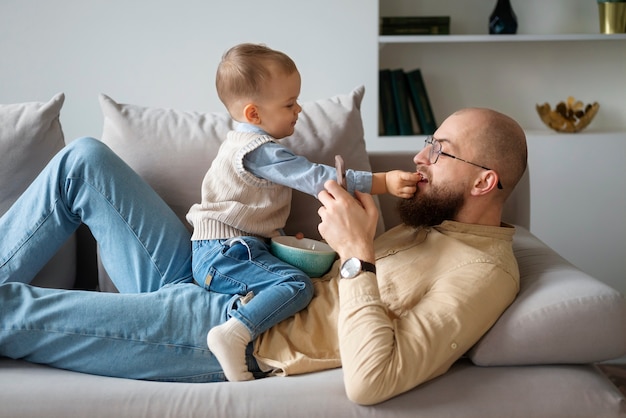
[253, 70, 302, 139]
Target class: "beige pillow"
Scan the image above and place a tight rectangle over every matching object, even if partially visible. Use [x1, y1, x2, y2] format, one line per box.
[0, 93, 76, 289]
[98, 86, 383, 290]
[99, 86, 382, 238]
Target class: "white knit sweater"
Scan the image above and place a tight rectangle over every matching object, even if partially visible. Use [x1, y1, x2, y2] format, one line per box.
[186, 131, 292, 240]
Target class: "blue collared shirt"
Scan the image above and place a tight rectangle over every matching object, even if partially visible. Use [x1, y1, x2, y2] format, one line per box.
[238, 123, 372, 197]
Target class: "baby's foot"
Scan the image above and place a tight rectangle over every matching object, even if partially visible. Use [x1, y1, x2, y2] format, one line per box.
[207, 317, 253, 381]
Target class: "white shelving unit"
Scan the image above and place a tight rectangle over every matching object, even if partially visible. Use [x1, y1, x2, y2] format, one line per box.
[368, 33, 626, 152]
[368, 33, 626, 153]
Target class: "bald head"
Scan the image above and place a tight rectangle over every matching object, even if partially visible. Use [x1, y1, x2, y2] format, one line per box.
[443, 108, 527, 200]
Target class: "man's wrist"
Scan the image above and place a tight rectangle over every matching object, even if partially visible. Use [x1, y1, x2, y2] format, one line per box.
[340, 257, 376, 279]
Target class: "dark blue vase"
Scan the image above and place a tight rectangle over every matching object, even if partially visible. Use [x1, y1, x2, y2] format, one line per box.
[489, 0, 518, 34]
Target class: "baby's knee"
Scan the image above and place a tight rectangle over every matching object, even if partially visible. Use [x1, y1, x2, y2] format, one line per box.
[297, 275, 315, 304]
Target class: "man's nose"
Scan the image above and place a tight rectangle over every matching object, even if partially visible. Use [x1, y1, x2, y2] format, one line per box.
[414, 146, 430, 165]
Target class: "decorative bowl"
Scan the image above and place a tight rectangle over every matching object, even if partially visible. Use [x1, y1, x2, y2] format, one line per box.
[270, 236, 337, 278]
[536, 97, 599, 133]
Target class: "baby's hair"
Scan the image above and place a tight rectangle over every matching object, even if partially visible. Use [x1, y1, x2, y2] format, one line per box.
[216, 43, 298, 109]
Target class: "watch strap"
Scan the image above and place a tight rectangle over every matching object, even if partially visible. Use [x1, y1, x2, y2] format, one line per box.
[360, 260, 376, 275]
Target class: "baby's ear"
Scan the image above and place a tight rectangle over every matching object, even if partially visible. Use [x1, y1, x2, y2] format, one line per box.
[243, 103, 260, 124]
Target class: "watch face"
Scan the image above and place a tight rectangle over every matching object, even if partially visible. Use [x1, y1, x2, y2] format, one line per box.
[340, 257, 361, 279]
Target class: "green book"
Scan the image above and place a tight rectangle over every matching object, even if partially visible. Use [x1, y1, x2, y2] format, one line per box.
[380, 25, 450, 35]
[389, 69, 414, 136]
[380, 16, 450, 35]
[381, 16, 450, 26]
[405, 68, 437, 135]
[379, 69, 398, 136]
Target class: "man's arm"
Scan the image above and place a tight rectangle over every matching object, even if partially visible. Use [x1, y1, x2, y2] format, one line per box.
[336, 263, 517, 405]
[317, 181, 517, 405]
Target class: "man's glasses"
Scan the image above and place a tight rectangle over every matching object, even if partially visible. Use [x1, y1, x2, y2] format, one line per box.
[423, 136, 503, 190]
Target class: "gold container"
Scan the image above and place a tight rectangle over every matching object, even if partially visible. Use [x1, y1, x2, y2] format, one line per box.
[598, 2, 626, 34]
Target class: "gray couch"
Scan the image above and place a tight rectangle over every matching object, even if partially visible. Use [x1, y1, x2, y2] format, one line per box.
[1, 91, 625, 417]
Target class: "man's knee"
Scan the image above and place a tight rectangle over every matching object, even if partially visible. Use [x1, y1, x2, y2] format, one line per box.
[63, 137, 115, 166]
[65, 137, 105, 154]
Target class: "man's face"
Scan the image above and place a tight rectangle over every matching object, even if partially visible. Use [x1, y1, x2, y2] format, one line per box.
[398, 111, 477, 228]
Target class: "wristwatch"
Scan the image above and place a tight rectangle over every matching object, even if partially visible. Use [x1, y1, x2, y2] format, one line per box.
[340, 257, 376, 279]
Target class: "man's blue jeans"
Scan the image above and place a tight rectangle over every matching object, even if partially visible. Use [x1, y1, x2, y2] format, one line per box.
[0, 137, 263, 381]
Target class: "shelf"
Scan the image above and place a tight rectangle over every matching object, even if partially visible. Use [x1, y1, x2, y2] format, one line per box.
[379, 33, 626, 44]
[367, 131, 626, 153]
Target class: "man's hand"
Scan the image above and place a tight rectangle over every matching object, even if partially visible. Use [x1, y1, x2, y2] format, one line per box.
[317, 180, 378, 263]
[385, 170, 421, 199]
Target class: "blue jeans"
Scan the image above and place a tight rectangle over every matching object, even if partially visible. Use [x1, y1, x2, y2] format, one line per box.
[0, 137, 264, 381]
[192, 238, 313, 339]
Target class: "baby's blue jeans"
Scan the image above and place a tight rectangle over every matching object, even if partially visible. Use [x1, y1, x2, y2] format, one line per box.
[192, 237, 313, 339]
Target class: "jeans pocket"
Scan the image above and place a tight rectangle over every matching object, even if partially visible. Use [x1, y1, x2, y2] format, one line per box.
[206, 265, 247, 295]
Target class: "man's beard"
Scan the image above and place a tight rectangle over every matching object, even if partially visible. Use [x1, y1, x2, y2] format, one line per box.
[397, 185, 465, 228]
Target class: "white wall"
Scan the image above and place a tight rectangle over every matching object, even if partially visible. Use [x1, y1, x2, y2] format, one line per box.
[0, 0, 377, 141]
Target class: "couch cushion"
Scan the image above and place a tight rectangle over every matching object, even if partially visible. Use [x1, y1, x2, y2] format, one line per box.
[468, 226, 626, 366]
[1, 357, 623, 418]
[0, 93, 76, 289]
[97, 87, 383, 290]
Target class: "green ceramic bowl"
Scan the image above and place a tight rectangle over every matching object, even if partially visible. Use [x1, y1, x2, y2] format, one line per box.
[270, 236, 337, 278]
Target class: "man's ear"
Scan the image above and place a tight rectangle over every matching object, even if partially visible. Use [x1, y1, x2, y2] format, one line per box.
[243, 103, 261, 124]
[471, 171, 499, 196]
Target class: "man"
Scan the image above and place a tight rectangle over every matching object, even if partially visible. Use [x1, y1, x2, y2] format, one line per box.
[0, 107, 527, 405]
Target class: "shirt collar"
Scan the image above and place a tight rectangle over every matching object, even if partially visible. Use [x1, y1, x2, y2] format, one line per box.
[236, 122, 268, 135]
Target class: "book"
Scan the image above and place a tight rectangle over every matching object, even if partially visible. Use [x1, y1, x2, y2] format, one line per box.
[389, 69, 414, 136]
[380, 16, 450, 35]
[405, 68, 437, 135]
[381, 16, 450, 26]
[378, 69, 398, 136]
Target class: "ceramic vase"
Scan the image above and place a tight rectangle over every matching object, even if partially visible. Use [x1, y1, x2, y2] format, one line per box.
[489, 0, 518, 34]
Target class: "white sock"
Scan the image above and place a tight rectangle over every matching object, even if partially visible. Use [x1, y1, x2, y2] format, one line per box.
[207, 317, 253, 382]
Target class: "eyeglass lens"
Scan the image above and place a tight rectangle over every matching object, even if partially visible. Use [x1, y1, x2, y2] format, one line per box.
[424, 137, 439, 164]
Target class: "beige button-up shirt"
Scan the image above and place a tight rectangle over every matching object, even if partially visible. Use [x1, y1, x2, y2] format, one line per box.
[255, 220, 519, 404]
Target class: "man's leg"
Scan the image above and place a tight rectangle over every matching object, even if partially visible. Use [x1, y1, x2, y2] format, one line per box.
[0, 137, 192, 292]
[0, 281, 258, 382]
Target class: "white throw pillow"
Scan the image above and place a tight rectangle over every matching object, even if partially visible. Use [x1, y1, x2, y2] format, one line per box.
[98, 86, 383, 290]
[0, 93, 76, 289]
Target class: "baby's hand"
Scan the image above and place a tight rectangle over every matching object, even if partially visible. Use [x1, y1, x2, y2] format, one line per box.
[386, 170, 421, 198]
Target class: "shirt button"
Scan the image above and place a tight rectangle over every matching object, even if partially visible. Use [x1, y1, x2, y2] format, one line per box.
[451, 342, 458, 350]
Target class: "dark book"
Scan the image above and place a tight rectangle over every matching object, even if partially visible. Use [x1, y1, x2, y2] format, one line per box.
[379, 69, 398, 136]
[389, 69, 414, 136]
[405, 68, 437, 135]
[381, 16, 450, 25]
[380, 16, 450, 35]
[380, 25, 450, 35]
